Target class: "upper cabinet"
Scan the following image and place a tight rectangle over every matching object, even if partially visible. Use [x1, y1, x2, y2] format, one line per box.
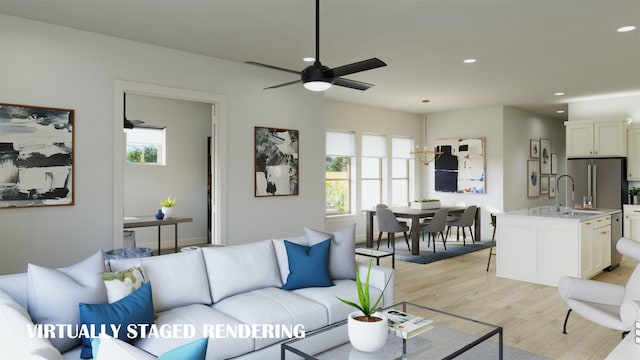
[565, 120, 626, 158]
[628, 126, 640, 181]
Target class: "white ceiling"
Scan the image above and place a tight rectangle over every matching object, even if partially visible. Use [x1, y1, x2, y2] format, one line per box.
[1, 0, 639, 118]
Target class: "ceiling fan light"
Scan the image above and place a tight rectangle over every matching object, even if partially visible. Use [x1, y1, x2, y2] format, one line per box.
[303, 80, 332, 91]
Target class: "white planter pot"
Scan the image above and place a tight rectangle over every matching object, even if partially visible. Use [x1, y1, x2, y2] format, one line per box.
[161, 206, 173, 219]
[411, 201, 441, 210]
[347, 311, 388, 352]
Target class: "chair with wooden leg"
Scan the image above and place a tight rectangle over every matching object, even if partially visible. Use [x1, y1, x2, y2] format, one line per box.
[486, 214, 497, 271]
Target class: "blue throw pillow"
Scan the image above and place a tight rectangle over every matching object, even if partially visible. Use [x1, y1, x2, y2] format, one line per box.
[79, 281, 155, 358]
[282, 238, 334, 290]
[159, 338, 208, 360]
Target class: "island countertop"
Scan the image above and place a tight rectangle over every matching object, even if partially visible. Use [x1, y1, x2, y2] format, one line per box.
[500, 206, 621, 221]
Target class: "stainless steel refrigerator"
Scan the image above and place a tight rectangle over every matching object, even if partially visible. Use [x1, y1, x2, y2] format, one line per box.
[567, 157, 627, 269]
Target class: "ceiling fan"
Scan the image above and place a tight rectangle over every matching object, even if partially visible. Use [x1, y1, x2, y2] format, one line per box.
[247, 0, 386, 92]
[123, 93, 144, 129]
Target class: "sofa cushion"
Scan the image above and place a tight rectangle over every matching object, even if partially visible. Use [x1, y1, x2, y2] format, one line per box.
[135, 304, 253, 360]
[272, 236, 306, 284]
[79, 281, 155, 358]
[0, 273, 28, 309]
[202, 240, 282, 303]
[110, 250, 211, 312]
[0, 289, 63, 360]
[305, 224, 357, 280]
[282, 239, 334, 290]
[92, 334, 208, 360]
[27, 251, 107, 353]
[102, 264, 147, 303]
[293, 279, 382, 324]
[212, 287, 328, 350]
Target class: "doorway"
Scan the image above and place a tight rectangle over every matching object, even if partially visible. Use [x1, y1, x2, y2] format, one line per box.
[112, 80, 227, 249]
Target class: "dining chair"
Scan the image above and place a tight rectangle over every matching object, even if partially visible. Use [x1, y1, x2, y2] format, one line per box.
[486, 213, 497, 271]
[375, 204, 410, 251]
[420, 208, 449, 253]
[446, 205, 477, 245]
[375, 206, 411, 252]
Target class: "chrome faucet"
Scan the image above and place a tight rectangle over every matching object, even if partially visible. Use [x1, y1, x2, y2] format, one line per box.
[556, 174, 575, 211]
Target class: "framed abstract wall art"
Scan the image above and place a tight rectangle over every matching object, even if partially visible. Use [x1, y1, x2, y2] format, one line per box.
[540, 138, 551, 174]
[0, 103, 74, 208]
[254, 126, 299, 197]
[434, 137, 485, 194]
[527, 160, 540, 197]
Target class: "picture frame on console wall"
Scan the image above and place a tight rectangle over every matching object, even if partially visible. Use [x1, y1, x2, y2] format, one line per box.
[254, 126, 299, 197]
[530, 139, 540, 159]
[527, 160, 540, 197]
[540, 176, 549, 194]
[0, 103, 75, 208]
[540, 138, 551, 174]
[551, 153, 558, 175]
[549, 176, 557, 198]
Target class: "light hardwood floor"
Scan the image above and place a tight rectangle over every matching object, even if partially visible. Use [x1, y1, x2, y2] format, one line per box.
[357, 245, 638, 360]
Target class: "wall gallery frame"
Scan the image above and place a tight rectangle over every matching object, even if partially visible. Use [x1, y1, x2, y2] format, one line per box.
[540, 138, 551, 174]
[549, 176, 557, 198]
[254, 126, 299, 197]
[530, 139, 540, 159]
[434, 137, 486, 194]
[0, 103, 74, 208]
[527, 160, 540, 197]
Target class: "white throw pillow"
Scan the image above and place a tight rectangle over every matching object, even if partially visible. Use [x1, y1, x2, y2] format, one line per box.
[92, 333, 155, 360]
[109, 250, 211, 312]
[0, 289, 63, 360]
[102, 264, 147, 303]
[26, 251, 107, 353]
[305, 223, 357, 280]
[202, 240, 283, 303]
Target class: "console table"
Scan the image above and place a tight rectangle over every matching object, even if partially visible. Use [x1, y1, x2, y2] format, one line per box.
[124, 216, 193, 254]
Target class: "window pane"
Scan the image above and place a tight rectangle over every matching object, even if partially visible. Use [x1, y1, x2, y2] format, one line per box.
[392, 159, 407, 178]
[392, 137, 414, 159]
[326, 180, 350, 214]
[392, 179, 409, 206]
[125, 127, 165, 165]
[362, 134, 386, 157]
[362, 157, 380, 178]
[361, 180, 381, 210]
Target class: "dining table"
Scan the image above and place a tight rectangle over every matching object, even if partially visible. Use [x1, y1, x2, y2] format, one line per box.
[364, 206, 481, 255]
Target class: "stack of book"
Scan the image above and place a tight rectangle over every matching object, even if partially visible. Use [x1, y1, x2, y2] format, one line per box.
[385, 309, 433, 339]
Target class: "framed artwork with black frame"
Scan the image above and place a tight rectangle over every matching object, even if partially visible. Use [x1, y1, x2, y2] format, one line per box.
[0, 103, 74, 208]
[254, 126, 299, 197]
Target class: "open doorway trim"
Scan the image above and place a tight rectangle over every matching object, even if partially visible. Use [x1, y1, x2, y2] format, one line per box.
[113, 80, 228, 249]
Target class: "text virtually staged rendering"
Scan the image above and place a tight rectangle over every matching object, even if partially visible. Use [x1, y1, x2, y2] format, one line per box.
[0, 0, 639, 359]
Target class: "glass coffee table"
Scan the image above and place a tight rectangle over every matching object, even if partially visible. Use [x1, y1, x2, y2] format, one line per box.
[281, 302, 503, 360]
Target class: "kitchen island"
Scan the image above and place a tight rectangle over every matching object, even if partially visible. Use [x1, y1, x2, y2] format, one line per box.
[496, 206, 621, 287]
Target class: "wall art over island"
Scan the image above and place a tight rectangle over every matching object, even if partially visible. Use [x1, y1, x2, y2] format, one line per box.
[0, 103, 74, 208]
[434, 138, 485, 194]
[254, 126, 299, 197]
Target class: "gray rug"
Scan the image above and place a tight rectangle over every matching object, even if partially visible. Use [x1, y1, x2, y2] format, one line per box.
[358, 237, 492, 265]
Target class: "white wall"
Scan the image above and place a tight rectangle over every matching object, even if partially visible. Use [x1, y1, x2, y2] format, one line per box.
[568, 94, 640, 122]
[323, 100, 422, 238]
[0, 15, 325, 274]
[124, 94, 211, 248]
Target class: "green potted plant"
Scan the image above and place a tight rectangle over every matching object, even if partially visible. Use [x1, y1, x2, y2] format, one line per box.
[630, 188, 640, 205]
[336, 259, 393, 352]
[160, 196, 175, 219]
[411, 198, 441, 210]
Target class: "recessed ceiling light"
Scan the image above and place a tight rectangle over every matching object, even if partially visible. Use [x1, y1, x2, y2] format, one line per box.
[463, 58, 476, 64]
[557, 110, 565, 114]
[554, 92, 565, 96]
[617, 25, 636, 33]
[303, 57, 315, 62]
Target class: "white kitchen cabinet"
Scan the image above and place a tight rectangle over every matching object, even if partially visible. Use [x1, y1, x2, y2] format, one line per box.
[623, 205, 640, 242]
[497, 210, 614, 286]
[627, 127, 640, 180]
[566, 120, 626, 158]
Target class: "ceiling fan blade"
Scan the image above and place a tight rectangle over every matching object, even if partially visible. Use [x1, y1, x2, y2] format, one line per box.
[333, 77, 374, 91]
[246, 61, 300, 75]
[331, 58, 387, 77]
[265, 79, 302, 90]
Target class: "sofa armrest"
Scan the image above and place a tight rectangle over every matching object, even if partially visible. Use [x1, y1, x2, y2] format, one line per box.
[558, 276, 625, 306]
[621, 299, 640, 329]
[357, 262, 395, 308]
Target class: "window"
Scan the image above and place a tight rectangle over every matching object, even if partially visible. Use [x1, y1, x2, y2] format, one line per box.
[326, 131, 355, 215]
[392, 137, 414, 206]
[361, 134, 386, 211]
[125, 127, 166, 165]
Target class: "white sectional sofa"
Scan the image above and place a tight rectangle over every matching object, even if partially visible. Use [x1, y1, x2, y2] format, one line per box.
[0, 228, 394, 359]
